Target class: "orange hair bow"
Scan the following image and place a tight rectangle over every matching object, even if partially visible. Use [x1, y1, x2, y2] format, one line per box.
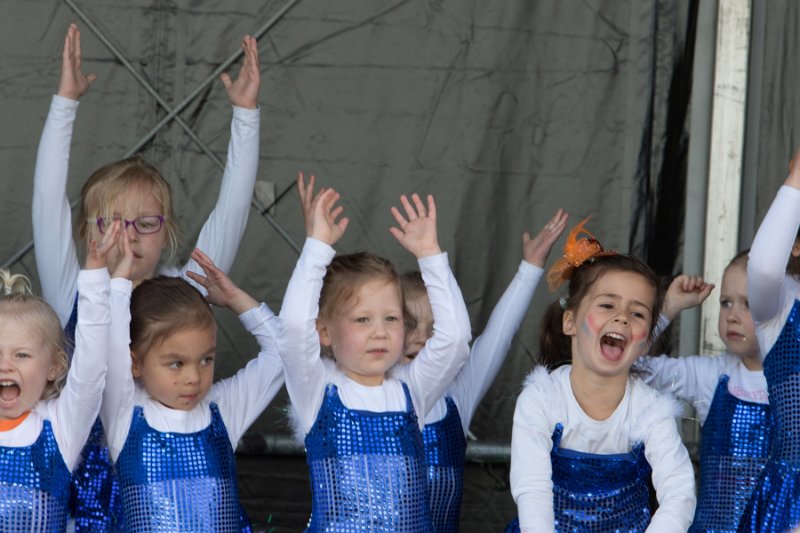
[546, 217, 615, 291]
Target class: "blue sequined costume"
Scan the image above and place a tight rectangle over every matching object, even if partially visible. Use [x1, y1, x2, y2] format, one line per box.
[739, 300, 800, 532]
[116, 402, 251, 532]
[421, 396, 466, 533]
[689, 376, 771, 532]
[0, 419, 71, 532]
[304, 383, 434, 532]
[65, 295, 124, 532]
[505, 423, 652, 533]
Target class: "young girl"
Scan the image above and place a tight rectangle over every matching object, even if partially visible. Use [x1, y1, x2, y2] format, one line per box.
[101, 244, 283, 531]
[509, 219, 696, 532]
[637, 256, 770, 532]
[400, 209, 568, 533]
[737, 150, 800, 532]
[32, 24, 261, 529]
[0, 232, 114, 530]
[279, 175, 471, 530]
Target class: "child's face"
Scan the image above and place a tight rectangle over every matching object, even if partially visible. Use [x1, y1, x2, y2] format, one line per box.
[131, 325, 216, 411]
[105, 184, 167, 285]
[0, 318, 59, 420]
[402, 290, 433, 364]
[317, 278, 405, 386]
[563, 270, 655, 380]
[718, 264, 759, 364]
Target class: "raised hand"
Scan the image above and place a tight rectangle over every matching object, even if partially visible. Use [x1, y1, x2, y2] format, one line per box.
[57, 24, 97, 100]
[389, 194, 441, 259]
[186, 248, 257, 314]
[307, 187, 349, 246]
[297, 172, 327, 237]
[221, 35, 260, 110]
[662, 274, 715, 321]
[523, 208, 569, 268]
[85, 220, 121, 270]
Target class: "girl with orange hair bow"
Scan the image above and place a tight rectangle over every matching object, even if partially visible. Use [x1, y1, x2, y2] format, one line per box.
[507, 218, 695, 533]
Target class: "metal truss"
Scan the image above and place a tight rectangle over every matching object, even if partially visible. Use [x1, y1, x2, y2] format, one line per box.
[3, 0, 301, 268]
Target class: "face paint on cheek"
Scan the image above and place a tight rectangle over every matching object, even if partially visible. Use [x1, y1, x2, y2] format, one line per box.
[631, 329, 649, 342]
[582, 312, 601, 335]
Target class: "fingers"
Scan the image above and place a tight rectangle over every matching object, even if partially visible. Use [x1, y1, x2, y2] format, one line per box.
[185, 270, 208, 288]
[219, 72, 232, 90]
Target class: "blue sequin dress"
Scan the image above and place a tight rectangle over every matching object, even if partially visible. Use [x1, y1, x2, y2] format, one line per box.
[0, 419, 71, 532]
[304, 383, 434, 532]
[689, 375, 771, 532]
[116, 402, 251, 532]
[421, 396, 466, 533]
[505, 423, 652, 533]
[738, 300, 800, 532]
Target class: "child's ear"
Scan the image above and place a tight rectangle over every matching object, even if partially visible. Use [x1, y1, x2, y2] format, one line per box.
[130, 351, 142, 378]
[562, 309, 576, 336]
[316, 320, 333, 347]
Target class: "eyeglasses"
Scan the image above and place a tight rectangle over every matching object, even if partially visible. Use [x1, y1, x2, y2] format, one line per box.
[93, 215, 165, 235]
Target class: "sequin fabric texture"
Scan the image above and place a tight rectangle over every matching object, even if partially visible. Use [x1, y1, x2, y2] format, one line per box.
[116, 403, 251, 532]
[65, 295, 125, 532]
[421, 396, 466, 533]
[550, 423, 652, 532]
[0, 419, 70, 532]
[304, 383, 434, 532]
[739, 300, 800, 532]
[689, 376, 771, 532]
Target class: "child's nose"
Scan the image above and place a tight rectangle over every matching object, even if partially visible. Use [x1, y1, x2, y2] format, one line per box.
[183, 366, 200, 384]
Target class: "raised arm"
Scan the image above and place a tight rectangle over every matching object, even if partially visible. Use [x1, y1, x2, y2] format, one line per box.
[180, 35, 261, 284]
[33, 24, 96, 325]
[390, 194, 471, 417]
[186, 249, 284, 445]
[453, 209, 568, 430]
[278, 177, 349, 433]
[55, 228, 114, 470]
[748, 149, 800, 324]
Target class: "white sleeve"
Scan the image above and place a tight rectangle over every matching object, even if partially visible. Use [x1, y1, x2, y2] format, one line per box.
[637, 354, 722, 422]
[215, 303, 285, 447]
[32, 95, 82, 326]
[277, 238, 335, 434]
[510, 374, 556, 533]
[179, 106, 260, 290]
[450, 260, 542, 432]
[404, 252, 472, 422]
[748, 185, 800, 329]
[100, 277, 135, 462]
[54, 268, 111, 471]
[643, 410, 697, 532]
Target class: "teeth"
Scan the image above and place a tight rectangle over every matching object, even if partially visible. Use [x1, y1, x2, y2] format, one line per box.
[0, 381, 15, 387]
[605, 333, 625, 341]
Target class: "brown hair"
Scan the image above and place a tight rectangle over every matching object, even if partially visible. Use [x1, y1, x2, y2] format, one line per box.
[726, 248, 750, 271]
[789, 229, 800, 277]
[538, 254, 663, 369]
[130, 276, 215, 358]
[318, 252, 407, 359]
[0, 271, 67, 400]
[399, 270, 427, 335]
[78, 157, 181, 262]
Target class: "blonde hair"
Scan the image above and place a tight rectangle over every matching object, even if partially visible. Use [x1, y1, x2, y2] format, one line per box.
[78, 157, 181, 263]
[318, 252, 407, 359]
[0, 271, 68, 400]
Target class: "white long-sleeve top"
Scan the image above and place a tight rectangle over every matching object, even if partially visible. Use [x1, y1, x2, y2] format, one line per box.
[510, 365, 696, 533]
[279, 238, 472, 436]
[425, 260, 543, 433]
[0, 269, 110, 472]
[637, 353, 768, 424]
[32, 95, 260, 327]
[101, 278, 283, 462]
[748, 185, 800, 357]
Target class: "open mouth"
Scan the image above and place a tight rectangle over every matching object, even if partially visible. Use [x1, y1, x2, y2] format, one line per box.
[0, 380, 20, 404]
[600, 332, 627, 361]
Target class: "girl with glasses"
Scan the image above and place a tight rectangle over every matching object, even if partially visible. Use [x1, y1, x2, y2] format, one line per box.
[31, 24, 262, 531]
